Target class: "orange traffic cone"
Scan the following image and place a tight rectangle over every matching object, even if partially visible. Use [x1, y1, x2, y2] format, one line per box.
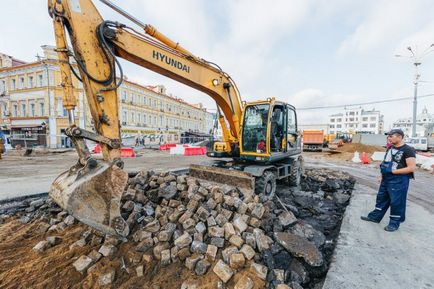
[361, 152, 370, 164]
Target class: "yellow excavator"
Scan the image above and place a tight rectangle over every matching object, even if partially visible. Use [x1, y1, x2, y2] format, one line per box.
[48, 0, 303, 237]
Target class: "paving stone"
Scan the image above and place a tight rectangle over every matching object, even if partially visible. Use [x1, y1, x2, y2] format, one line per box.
[73, 255, 94, 274]
[240, 244, 255, 260]
[208, 226, 225, 238]
[275, 285, 291, 289]
[136, 265, 144, 277]
[244, 233, 256, 249]
[136, 238, 154, 252]
[144, 220, 161, 233]
[178, 247, 191, 261]
[191, 240, 208, 254]
[98, 269, 115, 286]
[229, 235, 244, 249]
[233, 218, 248, 233]
[250, 262, 268, 280]
[234, 275, 254, 289]
[46, 236, 62, 246]
[33, 240, 51, 253]
[213, 260, 234, 283]
[63, 215, 75, 226]
[194, 232, 204, 242]
[185, 253, 203, 271]
[222, 246, 239, 263]
[153, 242, 170, 260]
[278, 211, 297, 227]
[179, 211, 193, 224]
[224, 222, 236, 240]
[229, 253, 245, 269]
[207, 216, 217, 227]
[88, 250, 102, 262]
[215, 214, 228, 227]
[174, 232, 193, 249]
[206, 244, 218, 261]
[210, 237, 225, 248]
[251, 204, 265, 219]
[195, 259, 211, 275]
[98, 244, 117, 257]
[181, 280, 200, 289]
[195, 221, 207, 234]
[161, 249, 171, 266]
[183, 218, 196, 230]
[196, 206, 210, 221]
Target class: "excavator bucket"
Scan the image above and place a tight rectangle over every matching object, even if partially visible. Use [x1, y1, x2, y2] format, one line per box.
[189, 164, 255, 197]
[50, 160, 129, 237]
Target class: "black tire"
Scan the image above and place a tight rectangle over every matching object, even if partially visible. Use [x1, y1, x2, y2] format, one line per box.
[288, 158, 302, 186]
[255, 171, 276, 199]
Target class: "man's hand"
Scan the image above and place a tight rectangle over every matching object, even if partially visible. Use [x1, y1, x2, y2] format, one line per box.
[378, 175, 382, 183]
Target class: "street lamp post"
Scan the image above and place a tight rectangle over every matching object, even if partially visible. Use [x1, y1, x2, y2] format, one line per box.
[395, 44, 434, 137]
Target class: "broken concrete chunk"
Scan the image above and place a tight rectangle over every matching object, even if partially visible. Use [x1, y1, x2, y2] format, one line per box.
[63, 215, 75, 226]
[136, 265, 144, 277]
[87, 250, 102, 262]
[185, 253, 203, 271]
[274, 232, 323, 267]
[208, 226, 225, 238]
[240, 244, 255, 260]
[233, 218, 248, 233]
[191, 241, 207, 254]
[206, 244, 218, 261]
[46, 236, 62, 246]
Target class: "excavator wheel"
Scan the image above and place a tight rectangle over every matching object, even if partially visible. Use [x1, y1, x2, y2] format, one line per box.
[255, 171, 276, 200]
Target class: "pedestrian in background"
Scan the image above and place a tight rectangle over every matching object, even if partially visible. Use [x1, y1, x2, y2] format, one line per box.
[361, 129, 416, 232]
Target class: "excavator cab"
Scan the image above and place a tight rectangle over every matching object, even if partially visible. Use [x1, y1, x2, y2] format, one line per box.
[239, 99, 300, 162]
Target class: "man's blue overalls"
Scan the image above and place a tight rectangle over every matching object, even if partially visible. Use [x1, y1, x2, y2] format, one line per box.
[367, 149, 410, 228]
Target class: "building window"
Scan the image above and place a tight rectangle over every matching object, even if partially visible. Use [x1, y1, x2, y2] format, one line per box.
[362, 117, 368, 121]
[0, 80, 5, 93]
[122, 91, 127, 101]
[362, 124, 368, 128]
[370, 117, 376, 121]
[12, 79, 16, 90]
[21, 103, 27, 116]
[143, 96, 146, 105]
[143, 113, 146, 124]
[131, 112, 135, 123]
[138, 113, 141, 124]
[20, 77, 25, 89]
[370, 123, 376, 128]
[13, 104, 18, 116]
[28, 76, 34, 88]
[337, 118, 342, 122]
[149, 115, 152, 125]
[330, 125, 335, 128]
[337, 124, 342, 128]
[40, 103, 45, 116]
[154, 116, 157, 126]
[330, 119, 335, 123]
[38, 75, 44, 87]
[30, 103, 35, 116]
[122, 110, 127, 123]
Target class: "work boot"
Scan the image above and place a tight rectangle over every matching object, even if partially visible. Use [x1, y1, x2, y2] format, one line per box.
[360, 216, 380, 223]
[384, 224, 399, 232]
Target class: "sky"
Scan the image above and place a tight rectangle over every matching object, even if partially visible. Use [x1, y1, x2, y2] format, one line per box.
[1, 0, 434, 130]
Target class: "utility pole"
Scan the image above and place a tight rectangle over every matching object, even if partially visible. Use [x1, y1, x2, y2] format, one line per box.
[395, 44, 434, 137]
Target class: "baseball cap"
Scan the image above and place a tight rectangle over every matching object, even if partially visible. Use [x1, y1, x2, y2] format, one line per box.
[387, 128, 404, 137]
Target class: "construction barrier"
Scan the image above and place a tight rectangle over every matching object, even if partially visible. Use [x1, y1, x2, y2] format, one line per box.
[159, 143, 177, 151]
[361, 152, 370, 164]
[183, 146, 207, 156]
[121, 147, 135, 157]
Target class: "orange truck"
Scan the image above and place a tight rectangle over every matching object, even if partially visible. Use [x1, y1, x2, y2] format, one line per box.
[302, 130, 324, 152]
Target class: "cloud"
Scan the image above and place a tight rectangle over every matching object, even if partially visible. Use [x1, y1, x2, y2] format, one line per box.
[338, 0, 431, 55]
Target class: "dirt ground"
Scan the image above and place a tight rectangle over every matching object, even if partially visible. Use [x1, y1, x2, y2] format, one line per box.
[0, 217, 265, 289]
[306, 143, 386, 162]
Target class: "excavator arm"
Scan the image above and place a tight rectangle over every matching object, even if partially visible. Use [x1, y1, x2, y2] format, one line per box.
[48, 0, 245, 237]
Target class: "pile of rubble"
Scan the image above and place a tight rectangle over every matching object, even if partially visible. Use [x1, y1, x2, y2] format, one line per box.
[0, 167, 355, 289]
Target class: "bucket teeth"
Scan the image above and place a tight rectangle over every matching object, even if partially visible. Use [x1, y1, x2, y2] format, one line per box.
[189, 164, 255, 196]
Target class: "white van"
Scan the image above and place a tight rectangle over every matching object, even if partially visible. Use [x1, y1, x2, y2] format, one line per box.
[405, 137, 428, 151]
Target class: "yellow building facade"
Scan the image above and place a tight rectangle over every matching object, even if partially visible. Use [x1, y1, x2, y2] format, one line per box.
[0, 46, 212, 148]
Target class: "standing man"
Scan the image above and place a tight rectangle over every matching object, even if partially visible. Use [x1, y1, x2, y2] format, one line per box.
[361, 129, 416, 232]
